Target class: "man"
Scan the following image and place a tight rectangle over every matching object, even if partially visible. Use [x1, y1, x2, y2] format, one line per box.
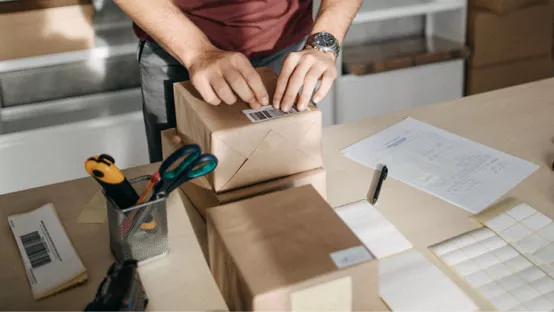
[114, 0, 362, 162]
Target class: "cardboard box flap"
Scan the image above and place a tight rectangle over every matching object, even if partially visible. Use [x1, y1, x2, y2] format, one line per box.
[213, 113, 323, 191]
[220, 129, 321, 191]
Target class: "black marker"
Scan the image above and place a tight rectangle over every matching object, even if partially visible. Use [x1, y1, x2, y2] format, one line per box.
[372, 166, 388, 204]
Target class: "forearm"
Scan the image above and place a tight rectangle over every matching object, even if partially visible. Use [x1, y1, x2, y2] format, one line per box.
[114, 0, 215, 68]
[312, 0, 363, 43]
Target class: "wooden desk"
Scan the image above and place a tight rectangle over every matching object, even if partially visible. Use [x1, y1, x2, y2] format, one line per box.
[1, 78, 554, 310]
[0, 164, 227, 311]
[323, 78, 554, 309]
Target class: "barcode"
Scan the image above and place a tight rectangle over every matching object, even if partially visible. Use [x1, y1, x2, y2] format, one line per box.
[243, 106, 298, 123]
[20, 231, 51, 269]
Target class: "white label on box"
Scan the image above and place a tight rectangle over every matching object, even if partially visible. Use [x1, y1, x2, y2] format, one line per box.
[242, 106, 298, 123]
[330, 245, 373, 269]
[291, 276, 352, 311]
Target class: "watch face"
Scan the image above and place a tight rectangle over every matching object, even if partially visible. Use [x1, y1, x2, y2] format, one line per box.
[314, 32, 336, 48]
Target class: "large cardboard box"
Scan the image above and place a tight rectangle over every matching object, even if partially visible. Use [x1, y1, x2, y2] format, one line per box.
[468, 1, 553, 67]
[467, 55, 552, 94]
[0, 4, 95, 61]
[207, 185, 380, 311]
[161, 128, 327, 218]
[469, 0, 543, 12]
[174, 67, 323, 193]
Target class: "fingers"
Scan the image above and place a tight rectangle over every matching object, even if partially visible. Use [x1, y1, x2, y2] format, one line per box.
[273, 53, 300, 109]
[211, 76, 237, 105]
[297, 66, 325, 111]
[191, 75, 220, 106]
[224, 69, 261, 109]
[280, 57, 313, 112]
[312, 69, 336, 103]
[236, 59, 269, 107]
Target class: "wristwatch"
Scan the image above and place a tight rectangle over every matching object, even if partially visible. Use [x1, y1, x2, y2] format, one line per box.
[306, 32, 340, 59]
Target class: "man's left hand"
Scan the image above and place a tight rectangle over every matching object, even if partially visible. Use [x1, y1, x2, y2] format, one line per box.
[273, 48, 337, 112]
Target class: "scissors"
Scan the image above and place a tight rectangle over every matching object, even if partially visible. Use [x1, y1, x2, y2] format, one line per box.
[121, 144, 217, 238]
[152, 144, 218, 198]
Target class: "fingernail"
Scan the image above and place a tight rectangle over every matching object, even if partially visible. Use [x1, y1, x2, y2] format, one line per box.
[262, 97, 269, 106]
[273, 98, 280, 107]
[312, 96, 320, 103]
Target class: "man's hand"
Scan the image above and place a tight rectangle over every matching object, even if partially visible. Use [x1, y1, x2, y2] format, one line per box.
[188, 49, 270, 109]
[273, 48, 337, 112]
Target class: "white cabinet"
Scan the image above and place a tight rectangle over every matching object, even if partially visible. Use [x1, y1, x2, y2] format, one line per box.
[336, 60, 463, 124]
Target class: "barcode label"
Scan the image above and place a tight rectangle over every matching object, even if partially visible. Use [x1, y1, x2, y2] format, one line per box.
[20, 231, 51, 269]
[243, 106, 298, 123]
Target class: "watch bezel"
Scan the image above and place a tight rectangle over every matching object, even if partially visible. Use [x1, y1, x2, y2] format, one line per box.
[308, 32, 340, 58]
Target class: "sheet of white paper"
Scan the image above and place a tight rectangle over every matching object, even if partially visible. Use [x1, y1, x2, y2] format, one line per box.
[380, 250, 477, 311]
[334, 200, 412, 258]
[342, 118, 539, 214]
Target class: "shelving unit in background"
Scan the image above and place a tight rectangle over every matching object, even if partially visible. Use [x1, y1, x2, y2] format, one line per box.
[320, 0, 468, 125]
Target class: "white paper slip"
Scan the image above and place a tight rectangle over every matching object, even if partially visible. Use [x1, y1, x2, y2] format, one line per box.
[334, 200, 412, 258]
[380, 249, 477, 311]
[8, 203, 87, 300]
[342, 118, 539, 214]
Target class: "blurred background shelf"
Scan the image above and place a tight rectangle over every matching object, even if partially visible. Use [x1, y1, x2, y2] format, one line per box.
[354, 0, 465, 23]
[0, 0, 146, 194]
[322, 0, 468, 125]
[342, 35, 469, 75]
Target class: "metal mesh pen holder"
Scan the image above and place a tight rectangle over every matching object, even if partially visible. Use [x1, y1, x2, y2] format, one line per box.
[106, 175, 169, 263]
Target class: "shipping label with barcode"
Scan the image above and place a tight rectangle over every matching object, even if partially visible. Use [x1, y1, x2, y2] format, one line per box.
[242, 106, 298, 123]
[8, 203, 86, 299]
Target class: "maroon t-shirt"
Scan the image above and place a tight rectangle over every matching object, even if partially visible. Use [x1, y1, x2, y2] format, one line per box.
[134, 0, 313, 58]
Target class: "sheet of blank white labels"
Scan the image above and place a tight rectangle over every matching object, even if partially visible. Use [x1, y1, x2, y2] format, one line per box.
[482, 203, 554, 278]
[432, 225, 554, 311]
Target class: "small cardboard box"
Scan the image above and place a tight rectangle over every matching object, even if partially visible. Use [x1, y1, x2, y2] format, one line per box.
[174, 67, 323, 193]
[161, 129, 327, 218]
[0, 4, 95, 61]
[469, 0, 543, 13]
[466, 54, 552, 95]
[468, 1, 553, 67]
[207, 185, 380, 311]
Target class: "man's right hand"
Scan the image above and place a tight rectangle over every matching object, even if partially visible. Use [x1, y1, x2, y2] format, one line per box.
[186, 49, 269, 109]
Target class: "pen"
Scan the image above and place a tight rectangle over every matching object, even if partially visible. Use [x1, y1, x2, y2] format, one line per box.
[372, 165, 388, 204]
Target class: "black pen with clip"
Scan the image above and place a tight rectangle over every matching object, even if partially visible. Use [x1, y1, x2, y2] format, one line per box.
[372, 166, 388, 205]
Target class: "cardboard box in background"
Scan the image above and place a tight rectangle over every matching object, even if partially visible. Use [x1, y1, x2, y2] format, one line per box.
[0, 4, 95, 61]
[467, 1, 553, 67]
[207, 185, 380, 311]
[161, 129, 327, 218]
[0, 0, 92, 13]
[469, 0, 543, 13]
[174, 67, 323, 193]
[466, 55, 552, 95]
